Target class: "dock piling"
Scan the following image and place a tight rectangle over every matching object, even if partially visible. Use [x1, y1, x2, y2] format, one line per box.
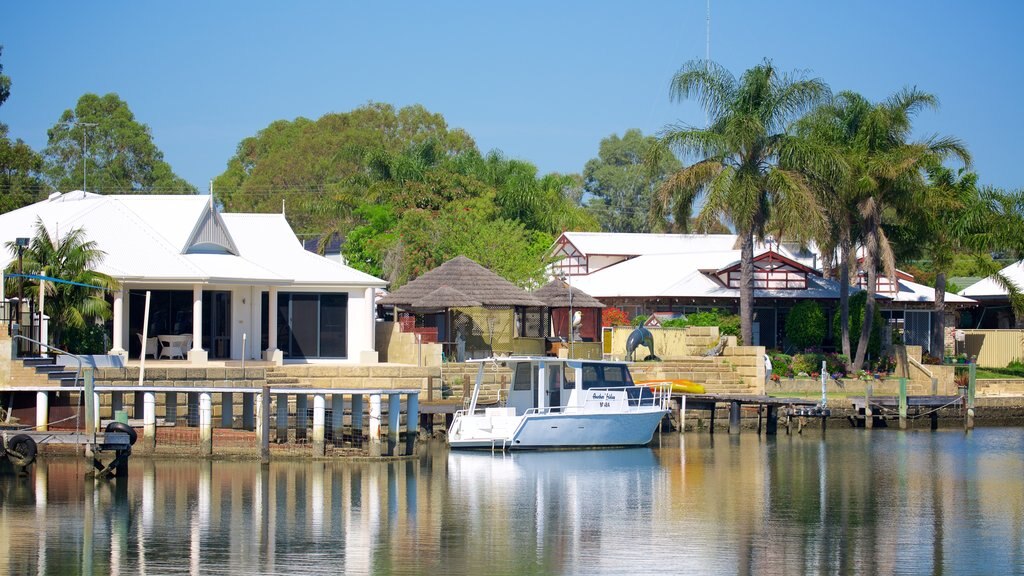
[35, 391, 48, 432]
[199, 392, 212, 455]
[765, 405, 777, 436]
[966, 362, 976, 430]
[387, 393, 400, 456]
[143, 392, 156, 451]
[728, 401, 741, 435]
[369, 394, 382, 457]
[899, 377, 908, 430]
[865, 382, 873, 429]
[406, 392, 419, 455]
[259, 386, 270, 464]
[312, 394, 326, 457]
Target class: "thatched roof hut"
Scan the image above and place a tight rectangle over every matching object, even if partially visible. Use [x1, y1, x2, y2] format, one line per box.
[533, 280, 605, 309]
[378, 256, 546, 308]
[410, 286, 482, 310]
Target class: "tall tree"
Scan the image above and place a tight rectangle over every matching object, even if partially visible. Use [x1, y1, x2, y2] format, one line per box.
[829, 89, 969, 369]
[654, 59, 832, 345]
[0, 47, 48, 212]
[583, 129, 681, 232]
[3, 219, 118, 351]
[0, 125, 46, 213]
[43, 93, 196, 194]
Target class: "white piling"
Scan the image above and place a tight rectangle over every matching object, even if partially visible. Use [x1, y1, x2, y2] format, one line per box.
[143, 392, 156, 450]
[369, 394, 382, 457]
[35, 391, 48, 432]
[199, 392, 212, 455]
[313, 393, 326, 456]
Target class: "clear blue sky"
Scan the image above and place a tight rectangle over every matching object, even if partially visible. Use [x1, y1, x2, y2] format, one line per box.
[2, 1, 1022, 193]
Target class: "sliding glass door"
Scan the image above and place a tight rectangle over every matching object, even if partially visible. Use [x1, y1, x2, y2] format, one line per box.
[262, 292, 348, 359]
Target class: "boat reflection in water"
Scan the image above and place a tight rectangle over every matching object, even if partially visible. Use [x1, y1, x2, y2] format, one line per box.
[2, 429, 1024, 575]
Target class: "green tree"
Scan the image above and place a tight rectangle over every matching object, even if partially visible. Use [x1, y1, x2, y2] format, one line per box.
[0, 45, 10, 110]
[43, 93, 196, 194]
[3, 218, 118, 351]
[832, 291, 882, 361]
[654, 59, 832, 345]
[827, 91, 967, 369]
[583, 129, 681, 232]
[785, 300, 826, 350]
[0, 125, 46, 213]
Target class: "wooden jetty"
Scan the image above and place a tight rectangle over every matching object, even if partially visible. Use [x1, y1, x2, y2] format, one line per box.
[673, 394, 825, 435]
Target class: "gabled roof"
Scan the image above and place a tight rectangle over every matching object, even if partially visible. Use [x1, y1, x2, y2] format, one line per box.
[556, 231, 739, 257]
[377, 256, 545, 307]
[533, 279, 605, 308]
[959, 260, 1024, 298]
[715, 249, 820, 276]
[184, 197, 239, 255]
[0, 191, 384, 287]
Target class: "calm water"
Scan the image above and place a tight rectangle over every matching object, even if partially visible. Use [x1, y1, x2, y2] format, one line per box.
[2, 428, 1023, 575]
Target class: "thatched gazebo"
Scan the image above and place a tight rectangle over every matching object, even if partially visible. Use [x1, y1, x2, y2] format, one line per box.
[377, 256, 547, 359]
[533, 279, 605, 342]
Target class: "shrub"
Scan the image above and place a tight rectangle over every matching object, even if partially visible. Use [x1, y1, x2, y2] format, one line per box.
[631, 314, 648, 327]
[602, 307, 630, 327]
[792, 352, 825, 375]
[785, 301, 826, 350]
[832, 291, 883, 360]
[769, 353, 793, 378]
[63, 322, 108, 354]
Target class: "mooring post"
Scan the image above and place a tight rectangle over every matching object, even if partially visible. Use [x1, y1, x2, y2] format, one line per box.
[259, 386, 270, 464]
[899, 377, 908, 430]
[295, 394, 309, 440]
[369, 393, 382, 457]
[729, 401, 741, 435]
[766, 404, 778, 436]
[199, 392, 212, 456]
[406, 392, 419, 456]
[143, 391, 156, 451]
[221, 392, 234, 429]
[966, 362, 976, 430]
[678, 395, 687, 434]
[709, 403, 716, 435]
[312, 393, 326, 457]
[36, 390, 48, 432]
[331, 394, 345, 443]
[756, 405, 763, 435]
[865, 381, 874, 429]
[84, 367, 96, 459]
[242, 392, 255, 430]
[351, 394, 364, 443]
[276, 393, 289, 442]
[387, 393, 400, 456]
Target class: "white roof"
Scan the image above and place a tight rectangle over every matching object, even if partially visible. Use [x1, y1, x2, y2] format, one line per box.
[560, 232, 739, 256]
[570, 251, 851, 300]
[0, 191, 385, 288]
[891, 279, 975, 304]
[958, 260, 1024, 298]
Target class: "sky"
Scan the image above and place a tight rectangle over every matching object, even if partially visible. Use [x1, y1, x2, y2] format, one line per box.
[2, 1, 1023, 193]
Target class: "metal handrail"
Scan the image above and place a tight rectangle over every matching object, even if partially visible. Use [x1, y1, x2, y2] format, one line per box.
[11, 334, 87, 389]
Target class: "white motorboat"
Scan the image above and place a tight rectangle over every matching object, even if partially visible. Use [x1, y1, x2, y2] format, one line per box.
[448, 356, 670, 450]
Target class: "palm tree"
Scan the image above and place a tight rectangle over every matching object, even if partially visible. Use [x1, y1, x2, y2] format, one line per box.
[654, 59, 833, 345]
[805, 89, 970, 369]
[3, 218, 118, 351]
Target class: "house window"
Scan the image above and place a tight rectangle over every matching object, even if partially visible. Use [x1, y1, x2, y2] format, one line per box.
[261, 292, 348, 359]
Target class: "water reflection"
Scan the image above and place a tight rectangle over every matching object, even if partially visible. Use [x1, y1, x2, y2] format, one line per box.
[0, 430, 1022, 575]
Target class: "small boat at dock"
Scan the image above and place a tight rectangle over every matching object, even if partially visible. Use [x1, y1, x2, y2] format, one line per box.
[448, 356, 670, 450]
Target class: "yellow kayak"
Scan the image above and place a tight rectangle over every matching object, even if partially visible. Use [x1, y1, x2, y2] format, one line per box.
[638, 379, 706, 395]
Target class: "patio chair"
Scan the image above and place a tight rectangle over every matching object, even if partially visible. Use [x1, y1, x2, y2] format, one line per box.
[138, 333, 158, 359]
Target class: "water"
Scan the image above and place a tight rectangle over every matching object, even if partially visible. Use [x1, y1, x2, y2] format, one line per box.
[2, 428, 1023, 575]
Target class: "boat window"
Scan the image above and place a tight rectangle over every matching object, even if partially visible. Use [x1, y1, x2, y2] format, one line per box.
[547, 365, 562, 390]
[581, 364, 601, 389]
[601, 365, 632, 386]
[512, 363, 532, 391]
[563, 365, 576, 389]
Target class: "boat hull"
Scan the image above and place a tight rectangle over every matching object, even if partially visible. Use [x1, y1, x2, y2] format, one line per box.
[449, 409, 667, 450]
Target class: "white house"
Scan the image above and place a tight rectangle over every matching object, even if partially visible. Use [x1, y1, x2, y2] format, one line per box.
[0, 191, 386, 364]
[549, 231, 975, 351]
[958, 260, 1024, 328]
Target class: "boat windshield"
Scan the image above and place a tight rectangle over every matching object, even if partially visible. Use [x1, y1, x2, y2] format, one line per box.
[565, 363, 635, 390]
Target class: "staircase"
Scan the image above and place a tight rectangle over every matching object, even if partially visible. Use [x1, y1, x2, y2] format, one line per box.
[631, 358, 752, 394]
[264, 367, 300, 386]
[8, 356, 83, 387]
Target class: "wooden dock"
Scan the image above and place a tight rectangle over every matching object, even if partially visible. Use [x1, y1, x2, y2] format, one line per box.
[850, 395, 964, 430]
[676, 394, 824, 435]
